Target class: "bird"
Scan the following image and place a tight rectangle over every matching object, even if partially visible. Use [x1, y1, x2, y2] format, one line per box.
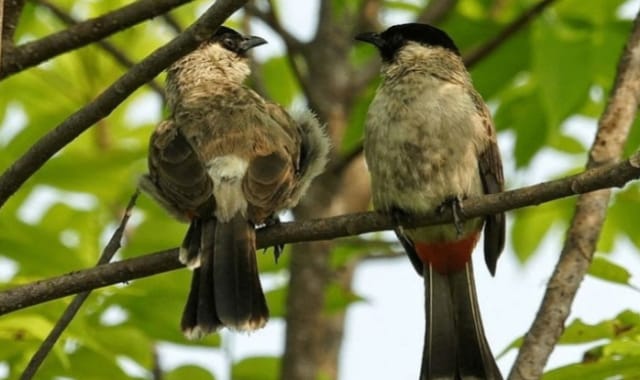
[139, 26, 329, 338]
[356, 23, 505, 380]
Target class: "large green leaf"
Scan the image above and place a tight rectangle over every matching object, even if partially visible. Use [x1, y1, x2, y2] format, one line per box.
[260, 56, 300, 107]
[532, 19, 592, 128]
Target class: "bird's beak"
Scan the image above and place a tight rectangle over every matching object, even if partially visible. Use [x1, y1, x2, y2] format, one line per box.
[239, 36, 268, 53]
[355, 32, 385, 48]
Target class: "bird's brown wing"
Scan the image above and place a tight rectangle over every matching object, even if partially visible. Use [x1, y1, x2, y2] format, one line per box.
[475, 100, 505, 276]
[140, 120, 214, 220]
[242, 101, 301, 222]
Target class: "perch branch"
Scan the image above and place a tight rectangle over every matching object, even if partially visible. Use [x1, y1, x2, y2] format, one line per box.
[1, 152, 638, 315]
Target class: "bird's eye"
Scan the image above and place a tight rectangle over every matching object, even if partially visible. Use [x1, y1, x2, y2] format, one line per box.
[222, 36, 238, 51]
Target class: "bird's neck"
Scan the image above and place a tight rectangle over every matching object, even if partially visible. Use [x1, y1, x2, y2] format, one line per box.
[382, 42, 469, 85]
[166, 44, 250, 110]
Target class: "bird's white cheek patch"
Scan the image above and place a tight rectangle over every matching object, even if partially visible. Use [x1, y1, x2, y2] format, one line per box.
[207, 155, 249, 222]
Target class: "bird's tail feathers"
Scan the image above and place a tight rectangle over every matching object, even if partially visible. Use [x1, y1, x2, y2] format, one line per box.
[181, 218, 222, 338]
[213, 214, 268, 330]
[289, 109, 330, 206]
[421, 261, 502, 380]
[180, 214, 268, 338]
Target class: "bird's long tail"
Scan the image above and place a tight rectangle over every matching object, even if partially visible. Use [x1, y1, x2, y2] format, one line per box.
[180, 215, 268, 338]
[421, 261, 502, 380]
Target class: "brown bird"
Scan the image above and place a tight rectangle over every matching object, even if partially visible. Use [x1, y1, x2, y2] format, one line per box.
[140, 26, 329, 338]
[356, 23, 505, 379]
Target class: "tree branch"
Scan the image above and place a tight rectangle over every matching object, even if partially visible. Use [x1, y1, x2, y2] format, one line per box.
[20, 191, 139, 380]
[35, 0, 166, 100]
[1, 0, 193, 79]
[508, 10, 640, 380]
[244, 0, 311, 101]
[1, 153, 638, 315]
[0, 0, 249, 210]
[1, 0, 25, 46]
[161, 13, 183, 35]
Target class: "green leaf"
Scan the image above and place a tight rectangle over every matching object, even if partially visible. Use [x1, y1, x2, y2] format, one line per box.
[587, 256, 634, 288]
[493, 78, 548, 167]
[232, 356, 279, 380]
[325, 282, 365, 314]
[471, 26, 531, 101]
[260, 56, 299, 107]
[532, 19, 592, 127]
[510, 198, 572, 262]
[543, 357, 640, 380]
[559, 318, 616, 344]
[264, 287, 285, 319]
[548, 133, 586, 154]
[166, 365, 216, 380]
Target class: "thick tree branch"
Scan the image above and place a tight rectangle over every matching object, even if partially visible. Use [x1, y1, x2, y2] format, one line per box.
[1, 0, 193, 79]
[1, 153, 638, 315]
[20, 191, 139, 380]
[508, 10, 640, 380]
[0, 0, 248, 210]
[35, 0, 166, 100]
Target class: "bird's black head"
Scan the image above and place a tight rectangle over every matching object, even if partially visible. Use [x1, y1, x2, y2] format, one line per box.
[210, 26, 267, 55]
[355, 23, 460, 62]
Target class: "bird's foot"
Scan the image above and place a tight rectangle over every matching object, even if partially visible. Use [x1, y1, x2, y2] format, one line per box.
[390, 206, 412, 228]
[437, 196, 465, 237]
[262, 215, 284, 263]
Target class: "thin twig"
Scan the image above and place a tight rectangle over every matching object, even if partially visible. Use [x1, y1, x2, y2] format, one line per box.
[20, 191, 139, 380]
[0, 0, 249, 210]
[463, 0, 557, 67]
[416, 0, 458, 24]
[161, 13, 182, 34]
[35, 0, 166, 100]
[245, 0, 302, 52]
[508, 10, 640, 380]
[244, 0, 310, 99]
[1, 152, 639, 315]
[1, 0, 194, 78]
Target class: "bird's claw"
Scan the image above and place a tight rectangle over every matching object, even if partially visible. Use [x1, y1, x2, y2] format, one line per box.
[438, 196, 465, 237]
[262, 215, 284, 263]
[390, 206, 411, 228]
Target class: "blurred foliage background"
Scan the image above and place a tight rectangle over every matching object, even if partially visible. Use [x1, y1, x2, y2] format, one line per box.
[1, 0, 640, 379]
